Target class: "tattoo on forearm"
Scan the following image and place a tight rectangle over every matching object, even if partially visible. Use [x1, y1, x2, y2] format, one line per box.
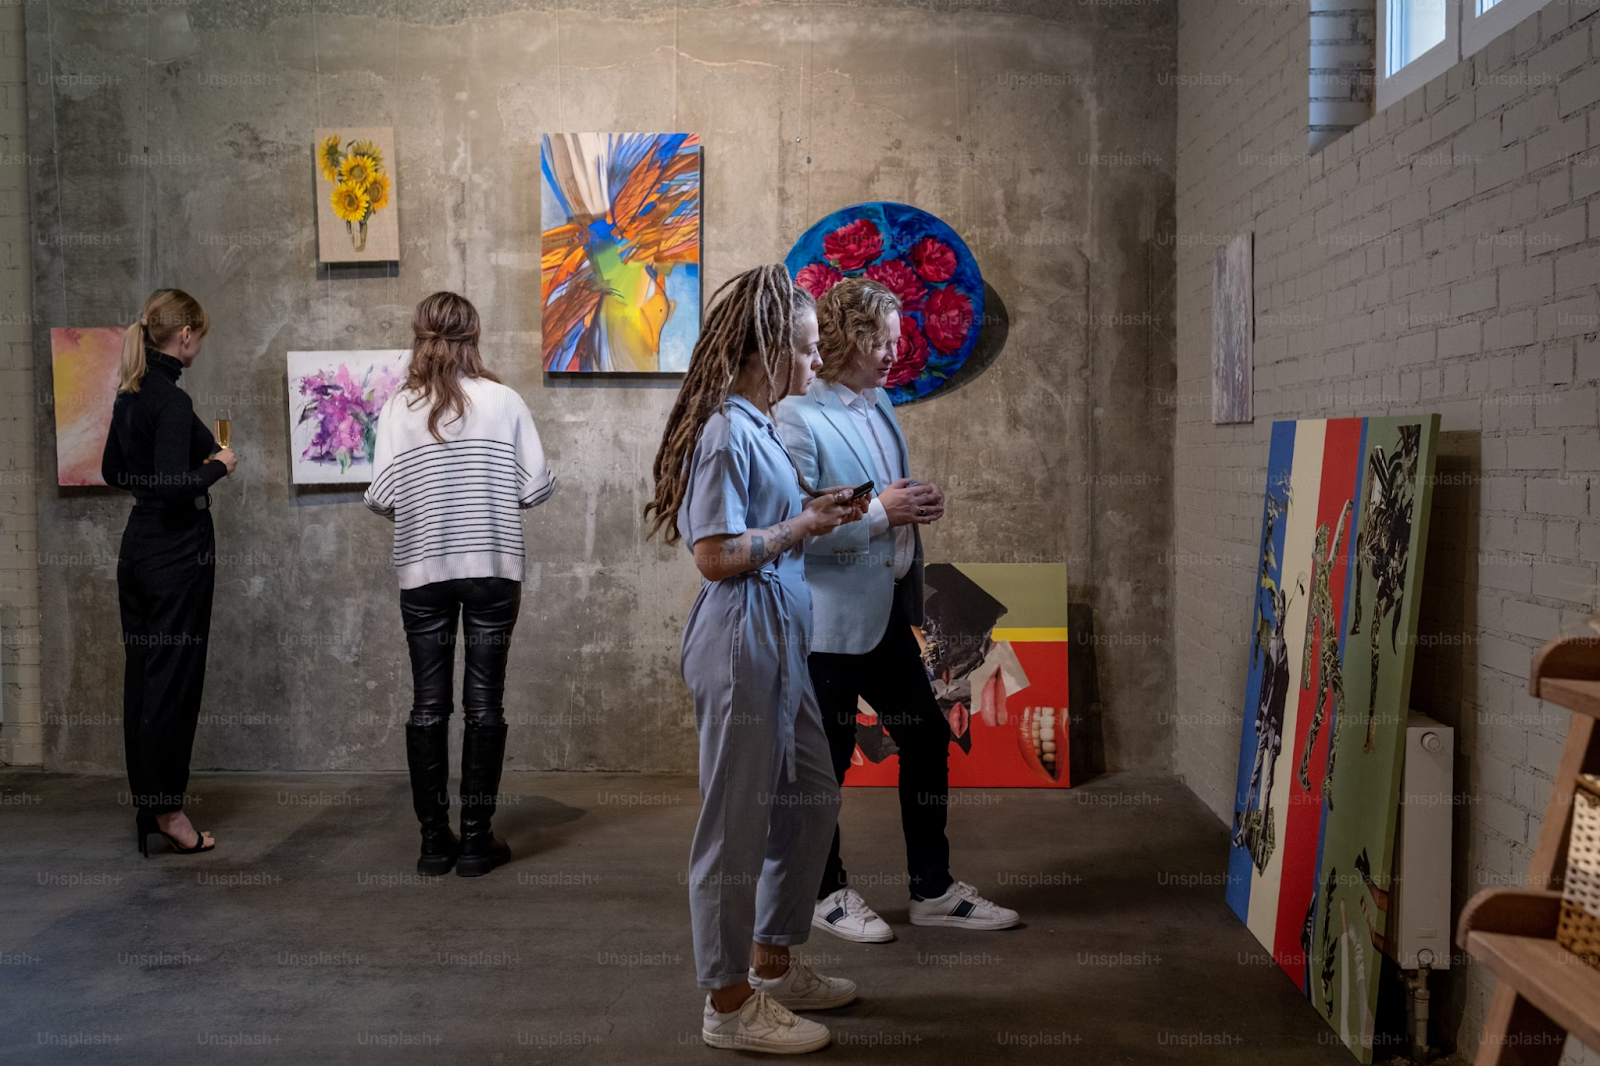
[719, 520, 797, 572]
[755, 521, 796, 566]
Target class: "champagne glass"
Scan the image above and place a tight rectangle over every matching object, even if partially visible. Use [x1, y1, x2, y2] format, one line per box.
[214, 411, 232, 451]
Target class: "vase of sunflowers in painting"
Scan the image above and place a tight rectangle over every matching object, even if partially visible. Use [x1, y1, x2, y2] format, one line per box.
[319, 134, 392, 253]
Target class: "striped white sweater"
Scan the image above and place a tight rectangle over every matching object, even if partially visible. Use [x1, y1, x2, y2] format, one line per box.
[363, 376, 556, 590]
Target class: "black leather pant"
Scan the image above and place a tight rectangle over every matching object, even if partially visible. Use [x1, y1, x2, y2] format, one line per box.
[399, 578, 521, 728]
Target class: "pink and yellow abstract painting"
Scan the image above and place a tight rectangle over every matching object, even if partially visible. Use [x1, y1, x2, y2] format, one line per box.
[51, 326, 125, 486]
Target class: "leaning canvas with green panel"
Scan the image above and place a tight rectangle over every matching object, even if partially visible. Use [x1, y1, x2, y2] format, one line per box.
[1225, 415, 1440, 1063]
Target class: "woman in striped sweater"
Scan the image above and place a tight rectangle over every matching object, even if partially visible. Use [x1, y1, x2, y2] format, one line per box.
[365, 291, 556, 877]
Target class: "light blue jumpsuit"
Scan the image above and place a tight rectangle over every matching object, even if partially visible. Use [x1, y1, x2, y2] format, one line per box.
[678, 394, 842, 991]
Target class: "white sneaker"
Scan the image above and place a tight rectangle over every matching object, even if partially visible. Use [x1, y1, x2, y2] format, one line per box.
[908, 880, 1020, 930]
[702, 991, 831, 1053]
[749, 958, 858, 1011]
[812, 888, 895, 943]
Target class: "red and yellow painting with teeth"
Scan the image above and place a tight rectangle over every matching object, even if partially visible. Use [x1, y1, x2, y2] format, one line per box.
[847, 563, 1072, 789]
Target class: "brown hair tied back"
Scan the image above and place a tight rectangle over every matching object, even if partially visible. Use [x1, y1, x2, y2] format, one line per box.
[405, 291, 500, 441]
[645, 264, 804, 545]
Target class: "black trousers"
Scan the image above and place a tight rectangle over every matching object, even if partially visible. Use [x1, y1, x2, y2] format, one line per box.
[399, 578, 521, 728]
[118, 508, 216, 817]
[809, 597, 952, 901]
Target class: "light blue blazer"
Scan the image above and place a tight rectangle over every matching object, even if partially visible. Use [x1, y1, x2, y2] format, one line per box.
[774, 381, 925, 655]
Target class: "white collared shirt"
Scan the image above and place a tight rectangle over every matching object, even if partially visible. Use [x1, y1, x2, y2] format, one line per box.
[830, 381, 914, 580]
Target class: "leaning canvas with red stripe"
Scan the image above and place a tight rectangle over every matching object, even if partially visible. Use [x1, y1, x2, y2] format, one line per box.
[1226, 416, 1439, 1062]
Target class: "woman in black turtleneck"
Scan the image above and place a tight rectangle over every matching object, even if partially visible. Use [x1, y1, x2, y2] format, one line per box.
[101, 288, 237, 857]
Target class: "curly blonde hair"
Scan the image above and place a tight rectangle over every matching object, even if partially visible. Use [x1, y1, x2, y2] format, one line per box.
[816, 277, 900, 384]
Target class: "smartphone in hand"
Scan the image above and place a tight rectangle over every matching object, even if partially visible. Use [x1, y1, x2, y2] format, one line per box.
[848, 480, 875, 501]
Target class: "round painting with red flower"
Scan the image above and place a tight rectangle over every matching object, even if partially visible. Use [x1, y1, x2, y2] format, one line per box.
[785, 201, 984, 404]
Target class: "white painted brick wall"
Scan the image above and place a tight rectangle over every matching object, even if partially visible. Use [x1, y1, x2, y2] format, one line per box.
[0, 0, 37, 768]
[1177, 0, 1600, 1060]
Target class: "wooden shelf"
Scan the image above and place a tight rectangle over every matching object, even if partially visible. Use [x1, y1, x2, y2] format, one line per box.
[1458, 887, 1563, 939]
[1462, 933, 1600, 1054]
[1537, 678, 1600, 722]
[1462, 635, 1600, 1065]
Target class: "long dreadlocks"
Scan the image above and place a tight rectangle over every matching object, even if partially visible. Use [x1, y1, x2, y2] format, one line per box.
[646, 264, 810, 544]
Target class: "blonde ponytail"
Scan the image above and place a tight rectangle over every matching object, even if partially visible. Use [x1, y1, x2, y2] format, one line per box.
[117, 320, 147, 393]
[117, 288, 210, 393]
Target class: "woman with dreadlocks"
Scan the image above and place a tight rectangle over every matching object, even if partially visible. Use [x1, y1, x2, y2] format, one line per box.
[647, 264, 865, 1054]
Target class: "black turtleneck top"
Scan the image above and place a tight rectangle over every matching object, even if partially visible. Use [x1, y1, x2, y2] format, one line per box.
[100, 349, 226, 508]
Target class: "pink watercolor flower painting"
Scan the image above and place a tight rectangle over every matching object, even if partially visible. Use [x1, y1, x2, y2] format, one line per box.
[287, 350, 409, 484]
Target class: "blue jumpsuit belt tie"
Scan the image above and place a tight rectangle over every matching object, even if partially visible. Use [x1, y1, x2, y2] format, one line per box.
[742, 565, 805, 784]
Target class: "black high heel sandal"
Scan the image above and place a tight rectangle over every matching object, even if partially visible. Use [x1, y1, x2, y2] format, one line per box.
[136, 812, 215, 857]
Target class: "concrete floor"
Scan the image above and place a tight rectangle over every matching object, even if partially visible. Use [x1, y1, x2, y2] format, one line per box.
[1, 770, 1391, 1064]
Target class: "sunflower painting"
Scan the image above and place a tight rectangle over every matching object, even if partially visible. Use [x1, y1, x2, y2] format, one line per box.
[540, 133, 702, 373]
[314, 127, 399, 263]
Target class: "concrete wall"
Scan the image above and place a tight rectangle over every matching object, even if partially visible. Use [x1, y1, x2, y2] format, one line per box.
[0, 0, 38, 768]
[24, 0, 1177, 775]
[1173, 0, 1600, 1059]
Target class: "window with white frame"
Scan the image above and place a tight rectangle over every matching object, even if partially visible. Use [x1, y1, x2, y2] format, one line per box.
[1375, 0, 1558, 111]
[1376, 0, 1460, 110]
[1461, 0, 1555, 56]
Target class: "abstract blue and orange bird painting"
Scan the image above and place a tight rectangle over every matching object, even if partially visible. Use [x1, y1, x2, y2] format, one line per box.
[540, 133, 702, 373]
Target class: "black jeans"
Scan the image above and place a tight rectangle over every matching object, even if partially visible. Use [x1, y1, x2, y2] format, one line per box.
[399, 578, 521, 728]
[118, 508, 216, 817]
[809, 597, 953, 901]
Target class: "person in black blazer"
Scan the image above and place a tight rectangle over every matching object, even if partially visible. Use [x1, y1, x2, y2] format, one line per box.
[101, 288, 236, 856]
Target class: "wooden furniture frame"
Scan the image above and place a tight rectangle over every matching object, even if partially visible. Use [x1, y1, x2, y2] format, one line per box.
[1457, 636, 1600, 1064]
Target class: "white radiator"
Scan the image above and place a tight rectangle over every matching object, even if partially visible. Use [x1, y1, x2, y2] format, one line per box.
[1388, 711, 1455, 971]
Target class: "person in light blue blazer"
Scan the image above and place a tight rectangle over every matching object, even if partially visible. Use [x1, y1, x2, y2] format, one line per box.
[775, 278, 1020, 943]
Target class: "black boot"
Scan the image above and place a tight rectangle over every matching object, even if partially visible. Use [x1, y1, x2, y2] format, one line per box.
[406, 723, 458, 875]
[457, 722, 511, 877]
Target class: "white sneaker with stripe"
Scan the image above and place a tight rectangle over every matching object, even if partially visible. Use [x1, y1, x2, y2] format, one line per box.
[811, 888, 895, 943]
[908, 880, 1020, 930]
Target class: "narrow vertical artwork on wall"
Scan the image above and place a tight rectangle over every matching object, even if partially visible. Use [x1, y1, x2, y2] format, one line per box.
[1225, 415, 1440, 1062]
[540, 133, 702, 373]
[286, 350, 409, 485]
[848, 563, 1071, 788]
[314, 127, 400, 263]
[50, 327, 125, 486]
[1212, 233, 1252, 424]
